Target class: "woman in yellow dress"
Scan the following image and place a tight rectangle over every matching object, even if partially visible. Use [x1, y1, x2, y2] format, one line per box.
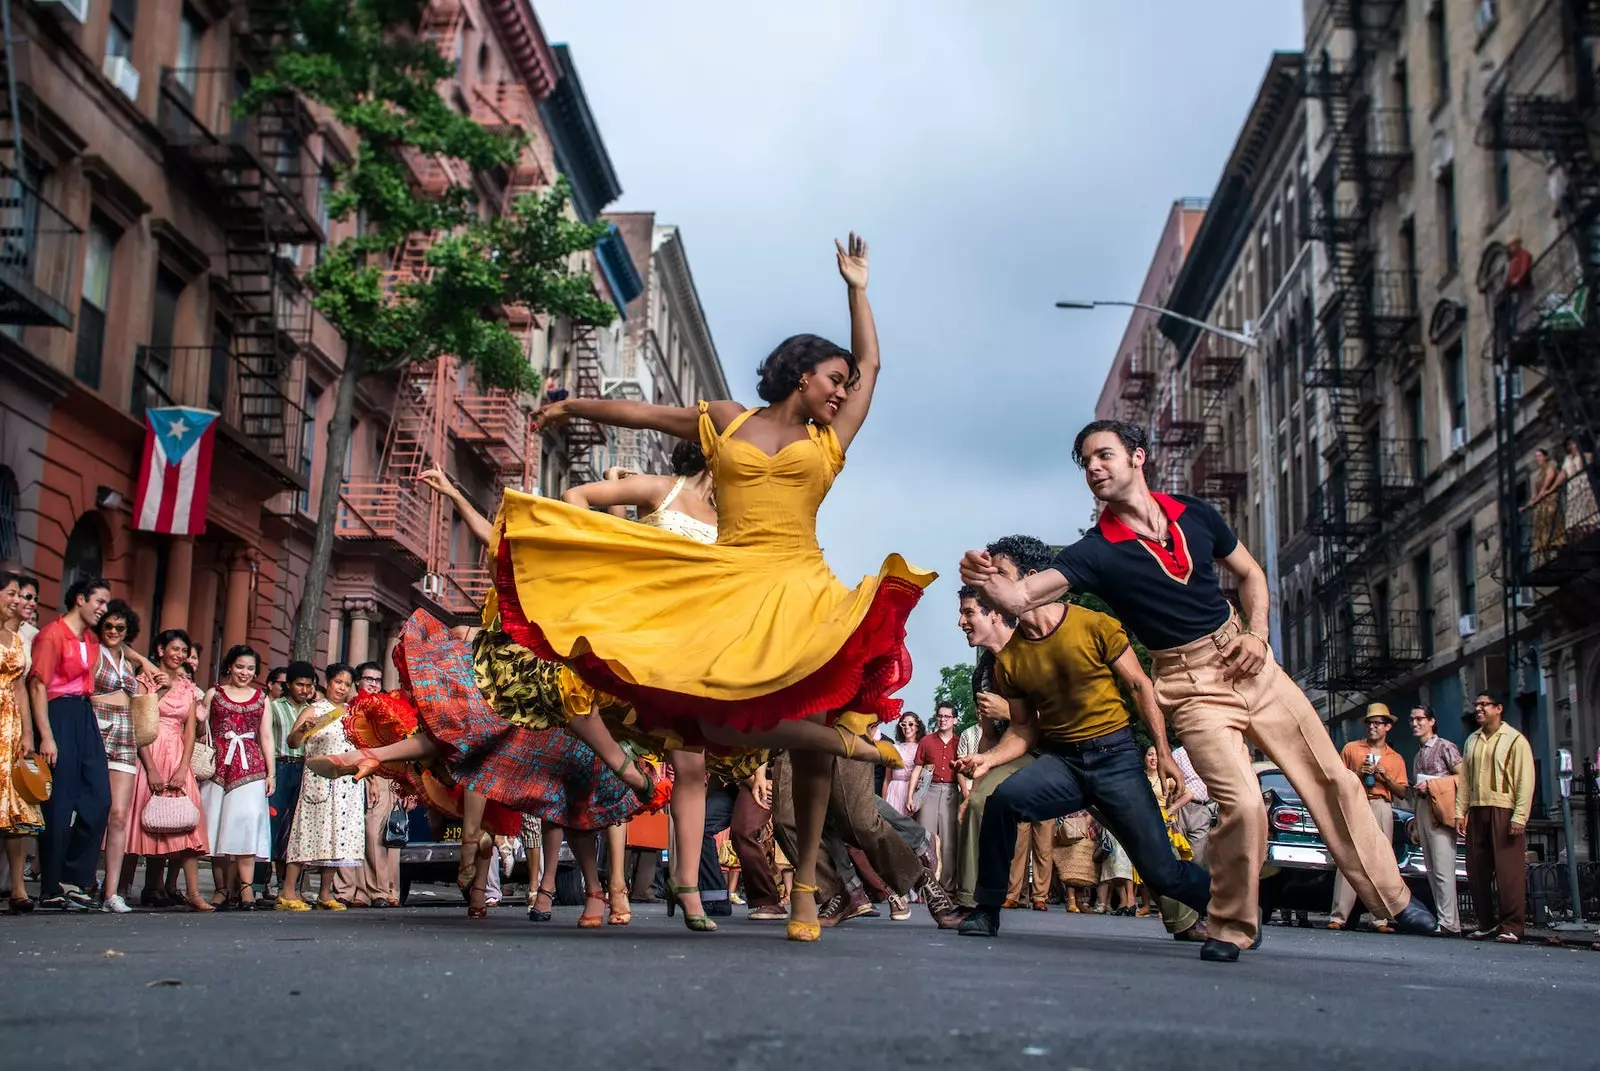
[0, 572, 44, 912]
[503, 234, 935, 940]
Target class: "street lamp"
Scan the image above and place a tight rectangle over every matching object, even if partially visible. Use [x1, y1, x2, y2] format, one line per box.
[1055, 299, 1259, 349]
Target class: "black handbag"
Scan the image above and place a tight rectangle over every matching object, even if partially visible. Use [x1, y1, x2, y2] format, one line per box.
[383, 805, 410, 848]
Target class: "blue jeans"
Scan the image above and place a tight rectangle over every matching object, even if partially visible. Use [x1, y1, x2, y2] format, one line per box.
[975, 728, 1210, 913]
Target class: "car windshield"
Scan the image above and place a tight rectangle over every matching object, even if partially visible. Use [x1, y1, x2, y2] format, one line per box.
[1259, 770, 1303, 803]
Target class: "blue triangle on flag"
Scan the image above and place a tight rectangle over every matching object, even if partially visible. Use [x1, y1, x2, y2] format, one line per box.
[147, 407, 219, 463]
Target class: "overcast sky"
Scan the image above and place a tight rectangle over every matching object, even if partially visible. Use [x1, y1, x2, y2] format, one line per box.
[537, 0, 1305, 718]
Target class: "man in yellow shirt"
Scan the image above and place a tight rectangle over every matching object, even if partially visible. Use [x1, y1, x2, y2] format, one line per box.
[1455, 691, 1535, 943]
[955, 535, 1211, 949]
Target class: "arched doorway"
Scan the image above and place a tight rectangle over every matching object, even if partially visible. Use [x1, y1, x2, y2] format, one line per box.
[61, 513, 106, 597]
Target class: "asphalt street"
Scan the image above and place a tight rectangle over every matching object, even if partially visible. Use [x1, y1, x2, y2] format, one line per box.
[3, 895, 1593, 1070]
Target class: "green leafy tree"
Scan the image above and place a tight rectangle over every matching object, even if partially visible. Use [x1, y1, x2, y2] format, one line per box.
[932, 662, 978, 734]
[242, 0, 617, 660]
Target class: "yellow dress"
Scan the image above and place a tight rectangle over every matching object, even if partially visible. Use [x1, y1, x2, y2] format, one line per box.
[0, 631, 45, 835]
[495, 403, 934, 738]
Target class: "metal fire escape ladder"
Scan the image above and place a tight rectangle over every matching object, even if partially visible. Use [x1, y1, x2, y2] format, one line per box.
[564, 323, 608, 488]
[1300, 0, 1423, 695]
[1480, 0, 1600, 598]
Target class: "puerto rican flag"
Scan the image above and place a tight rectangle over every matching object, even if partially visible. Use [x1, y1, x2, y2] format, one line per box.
[133, 407, 219, 535]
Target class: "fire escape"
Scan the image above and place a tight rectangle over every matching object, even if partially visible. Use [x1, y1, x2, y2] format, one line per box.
[1154, 332, 1205, 495]
[1481, 0, 1600, 610]
[339, 0, 556, 621]
[155, 0, 319, 479]
[562, 321, 608, 488]
[0, 9, 81, 333]
[1300, 0, 1426, 695]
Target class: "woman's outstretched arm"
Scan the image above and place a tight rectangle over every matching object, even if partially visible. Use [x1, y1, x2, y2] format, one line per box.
[829, 233, 879, 454]
[417, 469, 494, 547]
[533, 398, 746, 440]
[563, 473, 675, 513]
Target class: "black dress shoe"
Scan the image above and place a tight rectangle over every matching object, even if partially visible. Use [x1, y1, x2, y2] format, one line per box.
[957, 905, 1001, 937]
[1392, 897, 1439, 936]
[1200, 937, 1240, 962]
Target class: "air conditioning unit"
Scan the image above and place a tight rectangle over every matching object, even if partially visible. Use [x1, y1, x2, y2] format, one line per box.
[102, 55, 141, 102]
[1475, 0, 1498, 37]
[1450, 426, 1468, 452]
[1513, 587, 1535, 609]
[37, 0, 88, 22]
[1457, 613, 1478, 637]
[420, 573, 443, 598]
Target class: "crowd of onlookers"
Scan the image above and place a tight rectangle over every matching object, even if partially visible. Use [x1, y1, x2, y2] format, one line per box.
[0, 572, 407, 914]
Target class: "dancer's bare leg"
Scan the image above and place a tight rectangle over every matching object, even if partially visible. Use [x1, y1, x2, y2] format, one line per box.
[458, 790, 492, 888]
[787, 746, 833, 930]
[667, 748, 709, 919]
[571, 828, 605, 923]
[102, 769, 135, 901]
[564, 714, 653, 795]
[605, 823, 629, 893]
[699, 718, 892, 764]
[320, 734, 438, 772]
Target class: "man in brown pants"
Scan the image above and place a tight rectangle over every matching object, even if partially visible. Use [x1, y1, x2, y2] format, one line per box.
[961, 419, 1437, 961]
[1456, 691, 1534, 944]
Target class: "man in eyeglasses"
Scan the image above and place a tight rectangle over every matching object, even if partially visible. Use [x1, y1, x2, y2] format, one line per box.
[354, 661, 385, 695]
[1457, 691, 1534, 944]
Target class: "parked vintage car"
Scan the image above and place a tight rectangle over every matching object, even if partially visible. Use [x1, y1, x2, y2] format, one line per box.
[1256, 761, 1467, 919]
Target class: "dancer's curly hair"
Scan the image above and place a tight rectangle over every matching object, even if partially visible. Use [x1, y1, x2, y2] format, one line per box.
[985, 535, 1054, 577]
[755, 334, 858, 403]
[670, 440, 707, 477]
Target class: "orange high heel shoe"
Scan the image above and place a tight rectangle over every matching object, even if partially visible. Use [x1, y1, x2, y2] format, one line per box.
[577, 888, 608, 929]
[787, 881, 821, 942]
[607, 885, 632, 926]
[306, 749, 382, 781]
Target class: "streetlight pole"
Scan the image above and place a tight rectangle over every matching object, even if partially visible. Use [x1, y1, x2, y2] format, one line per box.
[1054, 299, 1259, 349]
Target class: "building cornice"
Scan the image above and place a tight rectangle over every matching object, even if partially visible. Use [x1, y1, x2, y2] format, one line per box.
[653, 225, 728, 399]
[538, 44, 622, 222]
[481, 0, 560, 102]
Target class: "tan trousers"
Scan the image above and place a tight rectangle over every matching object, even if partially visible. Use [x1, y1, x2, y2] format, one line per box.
[1414, 794, 1460, 933]
[1329, 798, 1393, 924]
[1006, 821, 1051, 903]
[1150, 615, 1412, 949]
[331, 777, 400, 904]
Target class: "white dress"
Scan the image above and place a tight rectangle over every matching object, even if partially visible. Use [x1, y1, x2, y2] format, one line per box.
[638, 476, 718, 544]
[286, 701, 365, 866]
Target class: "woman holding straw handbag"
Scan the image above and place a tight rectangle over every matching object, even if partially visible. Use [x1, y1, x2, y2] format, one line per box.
[91, 599, 159, 913]
[124, 629, 212, 912]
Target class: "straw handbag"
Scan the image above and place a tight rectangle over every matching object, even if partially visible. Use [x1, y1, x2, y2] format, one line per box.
[12, 754, 51, 805]
[190, 728, 216, 782]
[141, 792, 198, 835]
[131, 693, 160, 748]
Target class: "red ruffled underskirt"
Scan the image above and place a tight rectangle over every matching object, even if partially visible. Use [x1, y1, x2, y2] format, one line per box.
[494, 538, 921, 741]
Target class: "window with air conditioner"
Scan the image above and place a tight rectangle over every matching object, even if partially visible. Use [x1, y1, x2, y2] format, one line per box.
[1454, 524, 1476, 632]
[1457, 613, 1478, 637]
[103, 0, 140, 102]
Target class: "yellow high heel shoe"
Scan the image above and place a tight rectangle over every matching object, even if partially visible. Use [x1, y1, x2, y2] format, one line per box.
[832, 725, 905, 769]
[787, 881, 822, 943]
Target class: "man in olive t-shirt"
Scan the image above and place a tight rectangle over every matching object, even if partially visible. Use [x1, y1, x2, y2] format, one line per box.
[956, 536, 1210, 940]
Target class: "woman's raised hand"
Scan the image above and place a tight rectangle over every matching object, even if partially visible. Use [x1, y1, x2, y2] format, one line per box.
[417, 468, 455, 498]
[532, 399, 572, 431]
[836, 232, 868, 290]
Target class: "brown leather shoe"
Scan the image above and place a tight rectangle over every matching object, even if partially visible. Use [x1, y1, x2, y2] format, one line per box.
[1172, 919, 1209, 942]
[1002, 898, 1022, 909]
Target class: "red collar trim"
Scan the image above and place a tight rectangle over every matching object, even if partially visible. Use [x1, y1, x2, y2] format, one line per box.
[1097, 494, 1187, 543]
[1097, 494, 1193, 582]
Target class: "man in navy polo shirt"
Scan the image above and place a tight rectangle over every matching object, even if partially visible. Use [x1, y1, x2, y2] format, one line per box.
[960, 419, 1437, 961]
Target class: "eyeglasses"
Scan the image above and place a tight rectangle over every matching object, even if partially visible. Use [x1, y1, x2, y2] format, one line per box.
[359, 676, 383, 685]
[101, 623, 127, 634]
[19, 593, 36, 601]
